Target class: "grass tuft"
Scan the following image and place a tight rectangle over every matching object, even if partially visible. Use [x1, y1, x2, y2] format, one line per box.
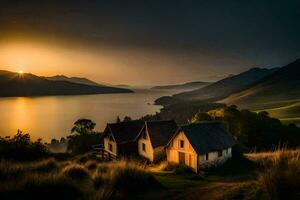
[85, 160, 98, 171]
[61, 164, 90, 181]
[256, 149, 300, 200]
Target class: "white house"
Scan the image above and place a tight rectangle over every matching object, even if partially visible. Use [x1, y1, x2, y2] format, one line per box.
[103, 120, 144, 157]
[136, 120, 177, 162]
[166, 122, 235, 173]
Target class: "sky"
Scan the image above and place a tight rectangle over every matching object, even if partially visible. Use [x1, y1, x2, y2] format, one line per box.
[0, 0, 299, 86]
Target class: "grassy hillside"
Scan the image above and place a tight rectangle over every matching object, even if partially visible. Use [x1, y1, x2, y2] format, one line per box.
[220, 59, 300, 125]
[255, 101, 300, 126]
[173, 67, 277, 102]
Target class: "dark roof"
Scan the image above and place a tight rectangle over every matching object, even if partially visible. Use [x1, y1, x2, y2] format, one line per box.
[145, 120, 178, 148]
[104, 120, 144, 143]
[178, 122, 235, 154]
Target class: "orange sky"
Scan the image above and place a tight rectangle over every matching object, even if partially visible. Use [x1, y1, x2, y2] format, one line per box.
[0, 37, 232, 86]
[0, 1, 299, 86]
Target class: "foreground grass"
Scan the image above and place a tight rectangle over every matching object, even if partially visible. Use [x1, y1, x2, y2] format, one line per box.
[247, 148, 300, 200]
[0, 149, 299, 200]
[0, 158, 160, 200]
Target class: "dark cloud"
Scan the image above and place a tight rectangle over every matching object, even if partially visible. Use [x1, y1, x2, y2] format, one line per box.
[0, 0, 299, 84]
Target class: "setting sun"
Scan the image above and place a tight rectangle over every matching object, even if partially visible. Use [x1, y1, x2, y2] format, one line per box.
[18, 70, 23, 74]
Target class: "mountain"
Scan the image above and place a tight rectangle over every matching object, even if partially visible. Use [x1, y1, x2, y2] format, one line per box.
[152, 81, 211, 90]
[0, 70, 133, 97]
[173, 67, 278, 102]
[45, 75, 102, 86]
[220, 58, 300, 110]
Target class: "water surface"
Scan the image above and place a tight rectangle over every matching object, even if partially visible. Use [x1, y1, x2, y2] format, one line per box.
[0, 89, 177, 142]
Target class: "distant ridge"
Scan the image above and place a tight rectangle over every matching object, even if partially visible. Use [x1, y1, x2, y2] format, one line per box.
[45, 75, 102, 86]
[173, 67, 278, 102]
[152, 81, 211, 90]
[0, 70, 133, 97]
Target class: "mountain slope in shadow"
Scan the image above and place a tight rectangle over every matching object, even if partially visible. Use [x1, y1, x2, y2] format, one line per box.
[0, 70, 133, 97]
[152, 81, 211, 91]
[220, 58, 300, 110]
[173, 67, 278, 102]
[45, 75, 103, 86]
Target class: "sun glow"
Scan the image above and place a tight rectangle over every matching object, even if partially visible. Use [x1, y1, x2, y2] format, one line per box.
[18, 70, 23, 74]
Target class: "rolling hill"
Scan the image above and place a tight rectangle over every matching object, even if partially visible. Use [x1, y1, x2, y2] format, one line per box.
[152, 81, 211, 91]
[220, 58, 300, 109]
[0, 70, 133, 97]
[173, 67, 278, 102]
[220, 58, 300, 125]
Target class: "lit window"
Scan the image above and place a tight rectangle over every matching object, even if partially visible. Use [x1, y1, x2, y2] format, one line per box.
[142, 143, 146, 151]
[179, 140, 184, 148]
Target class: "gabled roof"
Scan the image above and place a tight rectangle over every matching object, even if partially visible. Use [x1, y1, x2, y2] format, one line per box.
[144, 120, 178, 148]
[174, 122, 235, 154]
[104, 120, 144, 143]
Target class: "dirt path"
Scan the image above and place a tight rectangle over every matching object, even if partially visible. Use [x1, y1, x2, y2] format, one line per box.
[142, 179, 254, 200]
[172, 181, 253, 200]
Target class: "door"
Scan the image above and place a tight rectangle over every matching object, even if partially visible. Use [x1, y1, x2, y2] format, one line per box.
[179, 152, 185, 165]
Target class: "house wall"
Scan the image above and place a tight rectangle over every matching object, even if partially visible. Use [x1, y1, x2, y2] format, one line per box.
[166, 131, 198, 173]
[104, 137, 117, 156]
[138, 131, 154, 162]
[198, 147, 232, 168]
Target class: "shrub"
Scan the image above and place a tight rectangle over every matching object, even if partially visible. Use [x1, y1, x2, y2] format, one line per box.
[0, 131, 50, 161]
[161, 162, 177, 171]
[174, 164, 194, 175]
[62, 164, 90, 181]
[257, 149, 300, 200]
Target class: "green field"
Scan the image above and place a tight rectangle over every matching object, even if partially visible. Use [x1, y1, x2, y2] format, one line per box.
[255, 101, 300, 126]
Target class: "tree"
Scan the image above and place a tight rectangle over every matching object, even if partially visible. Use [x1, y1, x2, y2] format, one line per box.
[116, 116, 121, 123]
[60, 137, 66, 143]
[67, 119, 102, 154]
[51, 138, 59, 144]
[12, 129, 30, 146]
[190, 112, 212, 123]
[123, 116, 132, 122]
[71, 119, 96, 135]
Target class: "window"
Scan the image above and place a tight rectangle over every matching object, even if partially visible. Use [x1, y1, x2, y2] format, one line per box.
[205, 153, 209, 160]
[109, 143, 113, 152]
[179, 140, 184, 148]
[218, 150, 222, 157]
[142, 143, 146, 152]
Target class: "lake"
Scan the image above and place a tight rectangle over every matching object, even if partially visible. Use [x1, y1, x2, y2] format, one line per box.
[0, 89, 179, 142]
